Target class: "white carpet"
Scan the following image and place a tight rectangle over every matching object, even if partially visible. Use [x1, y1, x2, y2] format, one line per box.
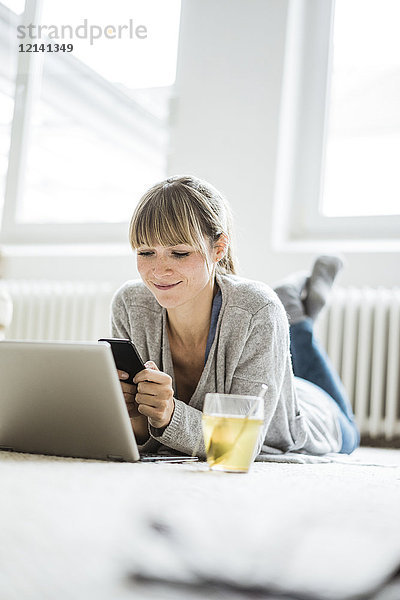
[1, 447, 400, 600]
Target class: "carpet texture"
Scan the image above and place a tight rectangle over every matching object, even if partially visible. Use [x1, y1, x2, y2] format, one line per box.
[1, 447, 400, 600]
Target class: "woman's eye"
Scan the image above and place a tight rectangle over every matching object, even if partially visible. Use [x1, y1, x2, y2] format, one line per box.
[137, 250, 190, 258]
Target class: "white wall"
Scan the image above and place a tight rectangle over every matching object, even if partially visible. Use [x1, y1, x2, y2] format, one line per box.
[167, 0, 400, 287]
[2, 0, 399, 287]
[1, 245, 138, 287]
[168, 0, 290, 283]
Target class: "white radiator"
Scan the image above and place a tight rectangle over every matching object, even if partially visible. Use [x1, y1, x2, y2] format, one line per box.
[315, 287, 400, 440]
[1, 280, 399, 440]
[1, 280, 116, 342]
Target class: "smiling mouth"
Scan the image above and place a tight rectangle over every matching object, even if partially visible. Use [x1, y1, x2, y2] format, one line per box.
[153, 282, 181, 290]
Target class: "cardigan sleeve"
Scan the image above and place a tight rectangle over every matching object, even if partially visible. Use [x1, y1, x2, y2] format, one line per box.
[149, 398, 205, 457]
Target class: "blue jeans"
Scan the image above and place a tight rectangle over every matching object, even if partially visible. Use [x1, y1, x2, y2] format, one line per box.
[290, 318, 360, 454]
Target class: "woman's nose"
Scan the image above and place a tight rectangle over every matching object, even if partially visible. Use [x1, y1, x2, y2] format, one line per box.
[152, 256, 173, 276]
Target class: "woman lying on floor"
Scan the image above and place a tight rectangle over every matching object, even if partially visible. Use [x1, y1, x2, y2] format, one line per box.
[111, 175, 360, 458]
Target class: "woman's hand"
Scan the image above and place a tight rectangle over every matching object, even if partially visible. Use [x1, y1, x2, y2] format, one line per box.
[118, 370, 149, 444]
[117, 371, 140, 418]
[133, 361, 175, 429]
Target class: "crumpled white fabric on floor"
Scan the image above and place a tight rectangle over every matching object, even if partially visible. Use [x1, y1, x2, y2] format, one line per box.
[0, 448, 399, 600]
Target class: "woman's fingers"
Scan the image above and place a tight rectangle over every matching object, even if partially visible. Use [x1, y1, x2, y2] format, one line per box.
[124, 393, 139, 415]
[137, 403, 155, 417]
[136, 380, 171, 398]
[131, 362, 175, 428]
[137, 401, 174, 426]
[117, 370, 129, 380]
[134, 367, 170, 385]
[120, 381, 137, 395]
[118, 377, 139, 417]
[122, 383, 140, 418]
[144, 360, 159, 371]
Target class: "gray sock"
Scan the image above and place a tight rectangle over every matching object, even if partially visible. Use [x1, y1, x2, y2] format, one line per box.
[305, 255, 344, 321]
[273, 271, 309, 324]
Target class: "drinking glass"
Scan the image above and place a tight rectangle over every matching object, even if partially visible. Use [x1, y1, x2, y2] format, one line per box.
[202, 393, 264, 473]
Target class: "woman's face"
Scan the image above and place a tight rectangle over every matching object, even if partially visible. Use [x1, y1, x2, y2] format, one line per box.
[136, 242, 216, 310]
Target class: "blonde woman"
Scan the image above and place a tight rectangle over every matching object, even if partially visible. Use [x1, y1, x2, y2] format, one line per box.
[112, 175, 359, 459]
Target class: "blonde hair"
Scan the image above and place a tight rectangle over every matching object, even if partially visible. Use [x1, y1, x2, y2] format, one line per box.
[129, 175, 237, 275]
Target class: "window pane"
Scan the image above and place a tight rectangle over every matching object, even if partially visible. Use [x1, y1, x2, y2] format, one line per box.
[322, 0, 400, 217]
[1, 0, 24, 15]
[0, 92, 14, 219]
[0, 1, 20, 216]
[17, 0, 181, 225]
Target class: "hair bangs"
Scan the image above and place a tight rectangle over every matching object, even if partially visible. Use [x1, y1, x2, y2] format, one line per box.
[129, 186, 208, 255]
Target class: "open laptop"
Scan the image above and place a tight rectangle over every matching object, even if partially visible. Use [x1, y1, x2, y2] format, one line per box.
[0, 340, 198, 463]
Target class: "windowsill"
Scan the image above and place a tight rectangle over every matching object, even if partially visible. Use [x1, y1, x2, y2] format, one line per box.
[1, 243, 133, 257]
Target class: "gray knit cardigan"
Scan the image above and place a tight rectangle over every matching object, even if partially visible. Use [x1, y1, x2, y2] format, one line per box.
[111, 273, 341, 458]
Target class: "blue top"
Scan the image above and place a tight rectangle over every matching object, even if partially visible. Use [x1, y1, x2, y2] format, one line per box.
[204, 288, 222, 364]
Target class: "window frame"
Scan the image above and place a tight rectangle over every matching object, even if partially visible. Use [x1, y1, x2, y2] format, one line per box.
[273, 0, 400, 248]
[0, 0, 167, 246]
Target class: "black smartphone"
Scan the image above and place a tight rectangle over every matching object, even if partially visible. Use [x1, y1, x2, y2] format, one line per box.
[98, 338, 145, 385]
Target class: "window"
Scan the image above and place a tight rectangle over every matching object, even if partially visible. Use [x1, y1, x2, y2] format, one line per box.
[0, 2, 20, 219]
[274, 0, 400, 245]
[0, 0, 181, 244]
[323, 0, 400, 219]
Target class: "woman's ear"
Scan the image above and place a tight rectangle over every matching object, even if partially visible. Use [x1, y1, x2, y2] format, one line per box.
[213, 233, 229, 263]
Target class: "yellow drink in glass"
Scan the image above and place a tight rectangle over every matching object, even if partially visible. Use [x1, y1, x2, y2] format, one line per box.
[202, 394, 264, 473]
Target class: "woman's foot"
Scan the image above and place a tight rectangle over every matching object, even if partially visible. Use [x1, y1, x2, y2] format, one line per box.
[273, 271, 309, 324]
[304, 255, 344, 321]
